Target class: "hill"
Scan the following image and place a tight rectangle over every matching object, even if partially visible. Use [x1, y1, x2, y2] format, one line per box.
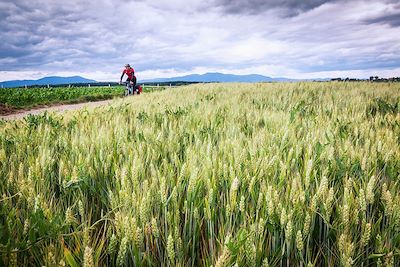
[142, 72, 293, 83]
[0, 76, 97, 88]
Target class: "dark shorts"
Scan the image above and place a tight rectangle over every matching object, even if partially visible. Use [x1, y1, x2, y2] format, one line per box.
[126, 76, 137, 86]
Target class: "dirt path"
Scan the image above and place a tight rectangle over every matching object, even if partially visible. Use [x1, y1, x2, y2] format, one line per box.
[0, 99, 116, 120]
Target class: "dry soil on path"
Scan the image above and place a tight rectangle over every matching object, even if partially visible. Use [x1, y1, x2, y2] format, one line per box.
[0, 99, 116, 120]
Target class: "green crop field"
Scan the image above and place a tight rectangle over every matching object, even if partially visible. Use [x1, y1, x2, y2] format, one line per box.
[0, 86, 165, 114]
[0, 82, 399, 266]
[0, 86, 123, 109]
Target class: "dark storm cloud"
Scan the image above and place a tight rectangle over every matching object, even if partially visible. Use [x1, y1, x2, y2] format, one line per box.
[0, 0, 131, 72]
[365, 12, 400, 27]
[214, 0, 337, 16]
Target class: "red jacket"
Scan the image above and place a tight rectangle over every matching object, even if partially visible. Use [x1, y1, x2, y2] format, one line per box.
[121, 67, 135, 80]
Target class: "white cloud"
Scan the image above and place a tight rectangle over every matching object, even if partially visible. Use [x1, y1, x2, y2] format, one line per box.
[292, 67, 400, 79]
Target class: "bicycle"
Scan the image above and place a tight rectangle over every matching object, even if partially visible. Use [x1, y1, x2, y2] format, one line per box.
[121, 81, 140, 96]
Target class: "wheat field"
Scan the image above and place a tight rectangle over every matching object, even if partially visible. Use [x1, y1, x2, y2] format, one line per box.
[0, 82, 399, 266]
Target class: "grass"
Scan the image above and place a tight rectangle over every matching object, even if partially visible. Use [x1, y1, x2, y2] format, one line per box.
[0, 82, 399, 266]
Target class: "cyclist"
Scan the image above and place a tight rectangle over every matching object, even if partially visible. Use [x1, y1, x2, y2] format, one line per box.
[120, 64, 136, 94]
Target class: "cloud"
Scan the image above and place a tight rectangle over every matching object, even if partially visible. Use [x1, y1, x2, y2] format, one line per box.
[365, 12, 400, 27]
[0, 0, 400, 81]
[363, 1, 400, 27]
[214, 0, 338, 16]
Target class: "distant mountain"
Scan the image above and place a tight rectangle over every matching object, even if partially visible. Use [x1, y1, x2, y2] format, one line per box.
[0, 76, 97, 88]
[142, 72, 294, 83]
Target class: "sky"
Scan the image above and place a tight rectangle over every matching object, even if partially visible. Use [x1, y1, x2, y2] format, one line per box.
[0, 0, 400, 81]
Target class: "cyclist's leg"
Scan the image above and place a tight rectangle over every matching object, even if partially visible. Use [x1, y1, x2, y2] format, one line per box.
[127, 78, 132, 94]
[133, 76, 137, 94]
[125, 83, 129, 96]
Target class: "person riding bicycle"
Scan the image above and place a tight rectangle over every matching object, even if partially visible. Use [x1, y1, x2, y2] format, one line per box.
[120, 64, 136, 94]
